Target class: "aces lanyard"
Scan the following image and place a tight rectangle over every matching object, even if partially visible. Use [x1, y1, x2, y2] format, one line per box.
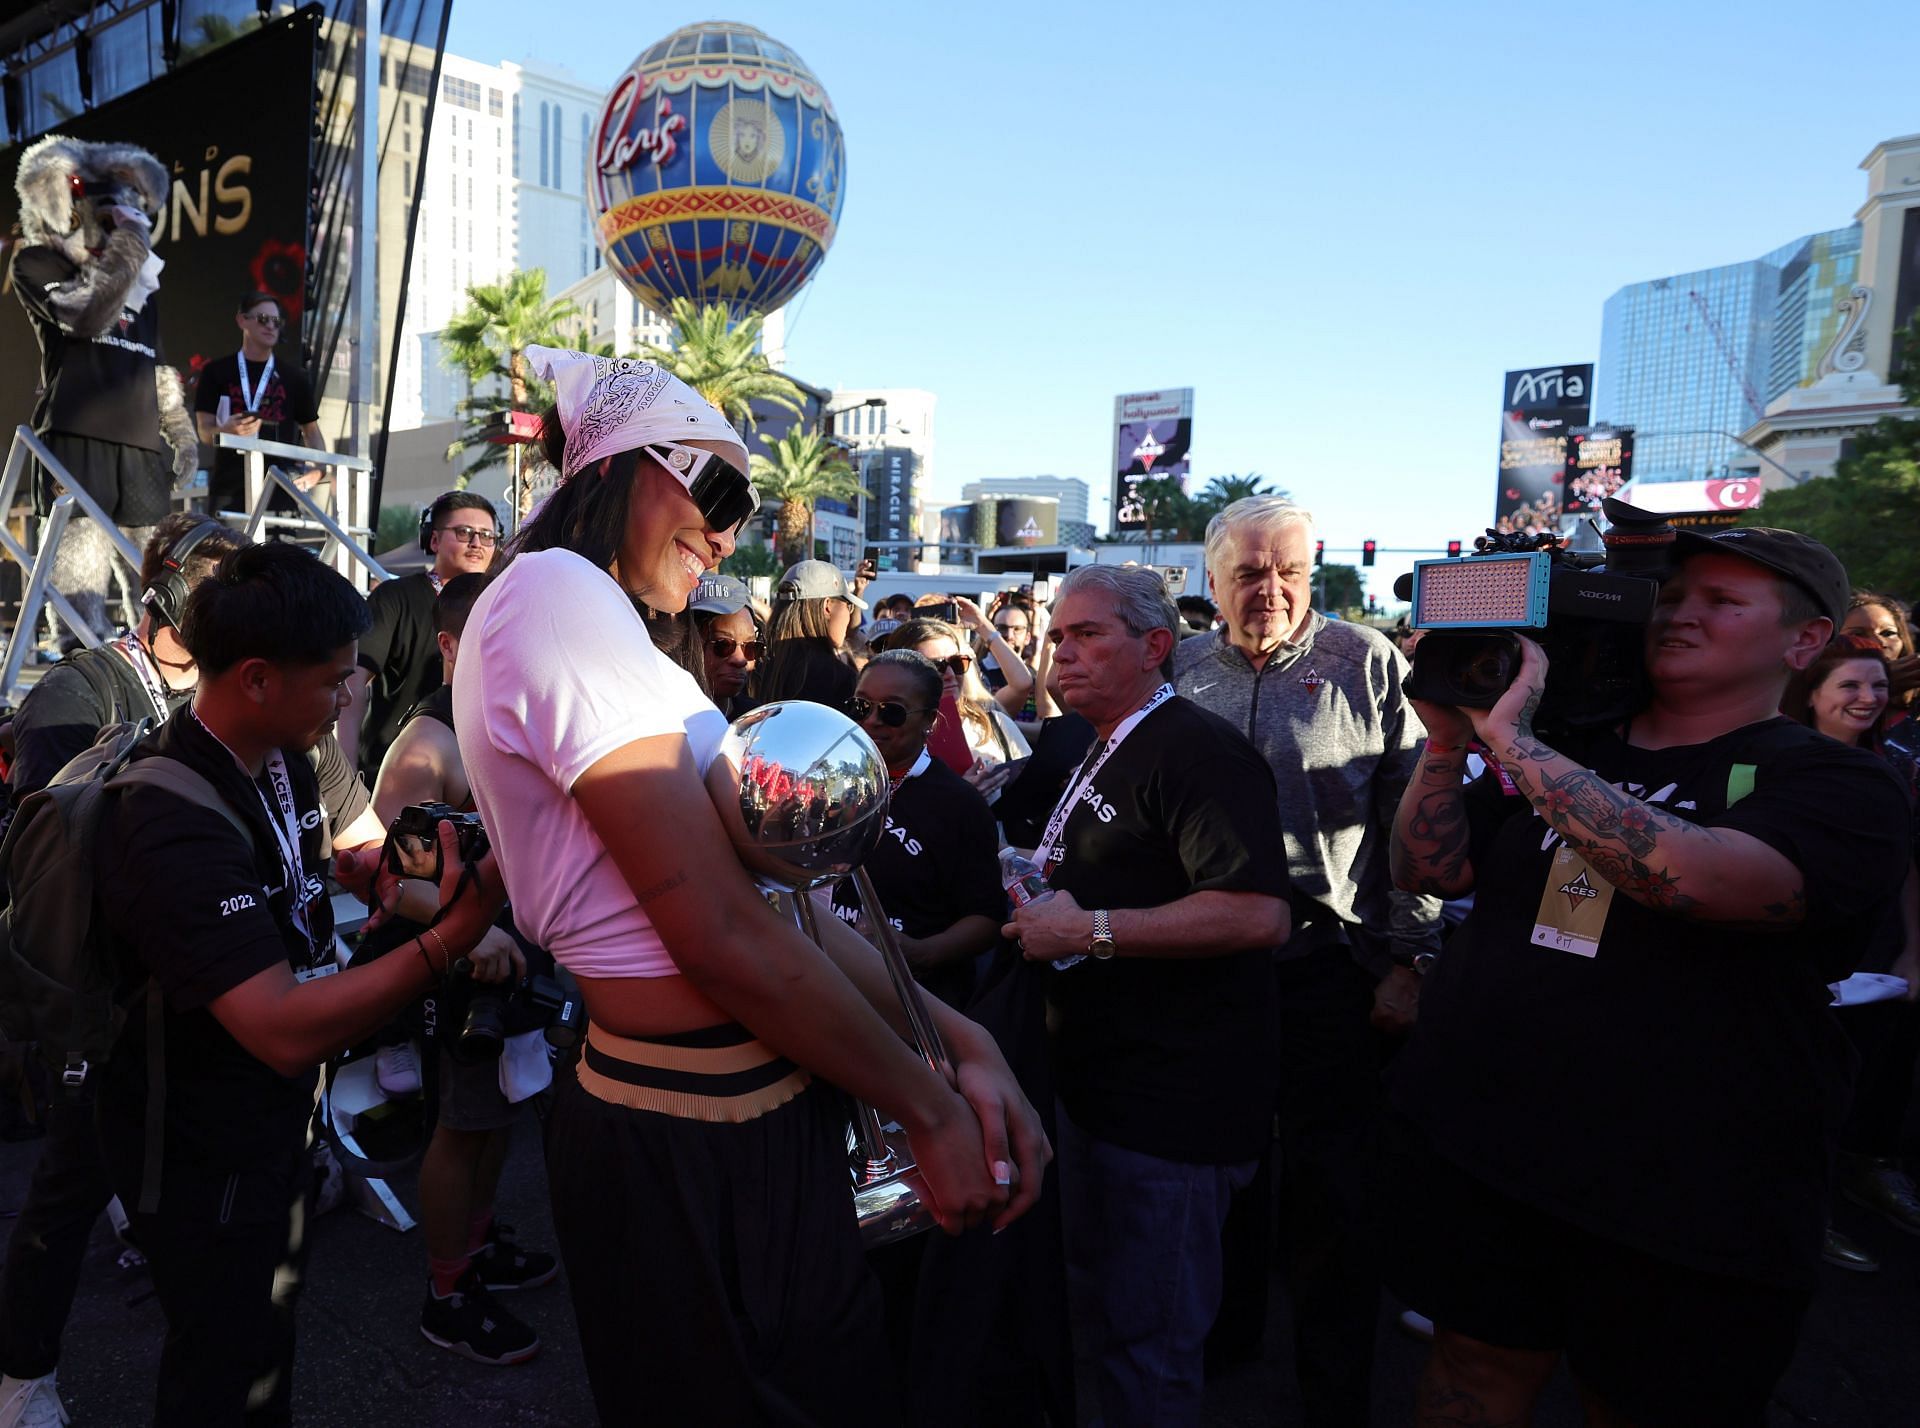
[236, 353, 275, 413]
[1034, 683, 1176, 870]
[191, 711, 316, 960]
[113, 638, 171, 722]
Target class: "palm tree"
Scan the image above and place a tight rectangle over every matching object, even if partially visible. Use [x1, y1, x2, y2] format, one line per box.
[638, 297, 803, 434]
[1190, 473, 1280, 530]
[441, 269, 581, 479]
[1135, 476, 1202, 542]
[749, 428, 863, 566]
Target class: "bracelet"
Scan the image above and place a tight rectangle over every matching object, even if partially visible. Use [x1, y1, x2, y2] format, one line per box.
[421, 926, 452, 975]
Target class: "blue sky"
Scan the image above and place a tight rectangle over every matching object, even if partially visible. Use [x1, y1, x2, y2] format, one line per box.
[447, 0, 1917, 596]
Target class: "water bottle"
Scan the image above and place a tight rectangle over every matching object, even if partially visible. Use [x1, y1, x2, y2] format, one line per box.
[1000, 847, 1083, 970]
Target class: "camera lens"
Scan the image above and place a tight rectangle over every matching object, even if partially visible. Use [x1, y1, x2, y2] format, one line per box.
[1447, 636, 1518, 705]
[456, 991, 507, 1060]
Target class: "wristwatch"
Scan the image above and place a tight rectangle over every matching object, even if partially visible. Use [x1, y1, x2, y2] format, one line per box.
[1090, 909, 1116, 960]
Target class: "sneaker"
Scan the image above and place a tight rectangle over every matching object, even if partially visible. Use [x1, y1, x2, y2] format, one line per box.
[419, 1269, 540, 1366]
[375, 1041, 423, 1097]
[0, 1372, 69, 1428]
[472, 1221, 558, 1291]
[1821, 1225, 1881, 1273]
[1397, 1309, 1436, 1342]
[1839, 1154, 1920, 1237]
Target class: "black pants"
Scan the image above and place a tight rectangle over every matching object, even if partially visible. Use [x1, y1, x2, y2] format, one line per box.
[546, 1066, 894, 1427]
[110, 1146, 311, 1428]
[1252, 947, 1385, 1428]
[33, 432, 172, 525]
[0, 1091, 115, 1379]
[1839, 998, 1920, 1155]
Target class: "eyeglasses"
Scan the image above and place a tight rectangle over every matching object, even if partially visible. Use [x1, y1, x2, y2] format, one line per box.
[247, 312, 283, 328]
[994, 623, 1029, 637]
[846, 695, 932, 728]
[437, 524, 501, 546]
[706, 636, 762, 660]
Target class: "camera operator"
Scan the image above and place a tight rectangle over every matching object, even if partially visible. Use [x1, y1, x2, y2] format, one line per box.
[452, 346, 1047, 1425]
[1386, 527, 1912, 1427]
[368, 571, 559, 1366]
[91, 543, 506, 1425]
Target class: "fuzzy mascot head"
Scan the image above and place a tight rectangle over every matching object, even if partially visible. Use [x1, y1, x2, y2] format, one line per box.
[15, 134, 168, 264]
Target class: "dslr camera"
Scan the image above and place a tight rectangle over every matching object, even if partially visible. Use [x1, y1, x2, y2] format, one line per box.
[384, 802, 489, 882]
[441, 950, 584, 1063]
[1396, 498, 1677, 737]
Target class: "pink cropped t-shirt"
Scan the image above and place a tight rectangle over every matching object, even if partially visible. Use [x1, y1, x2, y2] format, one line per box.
[452, 548, 728, 978]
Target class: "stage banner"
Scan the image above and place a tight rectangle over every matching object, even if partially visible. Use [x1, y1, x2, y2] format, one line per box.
[1495, 363, 1590, 534]
[0, 12, 317, 443]
[1112, 388, 1193, 531]
[1563, 425, 1634, 515]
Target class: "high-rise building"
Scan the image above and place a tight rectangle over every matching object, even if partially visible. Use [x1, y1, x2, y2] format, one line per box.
[1594, 227, 1855, 486]
[831, 389, 937, 571]
[387, 53, 605, 432]
[959, 475, 1091, 530]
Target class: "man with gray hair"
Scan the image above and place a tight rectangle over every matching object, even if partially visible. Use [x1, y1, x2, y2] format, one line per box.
[1173, 494, 1441, 1426]
[1006, 562, 1292, 1428]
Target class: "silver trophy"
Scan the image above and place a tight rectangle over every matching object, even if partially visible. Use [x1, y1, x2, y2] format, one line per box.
[714, 700, 948, 1248]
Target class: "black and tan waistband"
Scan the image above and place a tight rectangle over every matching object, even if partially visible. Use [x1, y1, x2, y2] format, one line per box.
[575, 1021, 811, 1123]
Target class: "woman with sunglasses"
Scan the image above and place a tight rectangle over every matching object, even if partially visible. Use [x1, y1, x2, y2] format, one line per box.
[449, 348, 1047, 1426]
[688, 572, 762, 716]
[890, 617, 1032, 791]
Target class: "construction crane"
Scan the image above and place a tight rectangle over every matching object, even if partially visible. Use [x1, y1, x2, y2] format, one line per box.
[1686, 289, 1766, 425]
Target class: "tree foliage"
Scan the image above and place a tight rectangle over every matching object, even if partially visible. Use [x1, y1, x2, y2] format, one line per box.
[748, 428, 864, 567]
[1132, 472, 1282, 543]
[637, 297, 804, 434]
[1318, 563, 1364, 614]
[440, 269, 583, 480]
[1741, 317, 1920, 595]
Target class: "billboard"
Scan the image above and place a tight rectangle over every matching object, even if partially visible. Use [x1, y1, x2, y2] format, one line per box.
[994, 497, 1059, 548]
[1112, 388, 1193, 531]
[863, 446, 919, 570]
[0, 14, 319, 437]
[1563, 425, 1635, 515]
[1494, 364, 1591, 534]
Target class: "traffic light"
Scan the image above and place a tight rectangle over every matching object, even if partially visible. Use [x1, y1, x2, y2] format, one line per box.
[1362, 540, 1377, 567]
[1367, 593, 1377, 613]
[1314, 540, 1324, 567]
[1446, 540, 1463, 558]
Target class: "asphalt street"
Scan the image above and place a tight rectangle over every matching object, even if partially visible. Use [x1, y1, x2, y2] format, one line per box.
[4, 1112, 1917, 1426]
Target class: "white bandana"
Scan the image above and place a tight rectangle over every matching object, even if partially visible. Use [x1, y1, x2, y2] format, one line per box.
[524, 344, 750, 483]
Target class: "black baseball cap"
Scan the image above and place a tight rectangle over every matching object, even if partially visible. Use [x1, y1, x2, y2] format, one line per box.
[1670, 526, 1848, 626]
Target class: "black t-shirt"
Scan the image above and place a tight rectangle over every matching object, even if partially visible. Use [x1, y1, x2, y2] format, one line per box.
[356, 572, 442, 779]
[94, 708, 371, 1173]
[9, 645, 177, 800]
[1392, 717, 1912, 1289]
[829, 756, 1004, 1007]
[10, 245, 163, 451]
[193, 350, 321, 510]
[1044, 697, 1290, 1164]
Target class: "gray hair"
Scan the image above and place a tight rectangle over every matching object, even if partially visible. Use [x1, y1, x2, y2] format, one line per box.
[1204, 495, 1316, 583]
[1056, 564, 1182, 675]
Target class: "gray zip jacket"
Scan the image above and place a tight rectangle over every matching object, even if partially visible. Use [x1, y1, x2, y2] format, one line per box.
[1172, 615, 1441, 976]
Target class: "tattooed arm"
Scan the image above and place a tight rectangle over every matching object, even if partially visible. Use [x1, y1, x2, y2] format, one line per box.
[1391, 701, 1477, 898]
[1465, 637, 1806, 925]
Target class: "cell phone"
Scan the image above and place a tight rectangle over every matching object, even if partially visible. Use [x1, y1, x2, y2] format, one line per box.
[924, 601, 960, 625]
[1032, 577, 1054, 602]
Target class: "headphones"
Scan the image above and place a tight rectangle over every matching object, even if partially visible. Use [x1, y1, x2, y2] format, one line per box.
[142, 519, 228, 631]
[419, 496, 498, 553]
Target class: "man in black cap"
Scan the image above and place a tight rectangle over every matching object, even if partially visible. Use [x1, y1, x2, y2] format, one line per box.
[1384, 526, 1913, 1428]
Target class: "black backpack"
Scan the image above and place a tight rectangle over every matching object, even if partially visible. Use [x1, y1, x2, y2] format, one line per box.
[0, 718, 254, 1211]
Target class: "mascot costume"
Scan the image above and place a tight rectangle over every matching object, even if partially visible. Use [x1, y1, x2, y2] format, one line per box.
[10, 135, 197, 641]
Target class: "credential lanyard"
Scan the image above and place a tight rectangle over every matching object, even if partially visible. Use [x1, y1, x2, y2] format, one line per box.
[113, 638, 170, 722]
[191, 712, 315, 959]
[236, 353, 274, 413]
[1034, 683, 1175, 869]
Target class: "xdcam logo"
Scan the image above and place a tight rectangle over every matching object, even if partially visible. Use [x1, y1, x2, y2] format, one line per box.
[1509, 368, 1587, 406]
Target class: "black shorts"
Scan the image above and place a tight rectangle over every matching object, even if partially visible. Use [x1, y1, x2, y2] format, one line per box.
[34, 431, 172, 525]
[1379, 1113, 1810, 1428]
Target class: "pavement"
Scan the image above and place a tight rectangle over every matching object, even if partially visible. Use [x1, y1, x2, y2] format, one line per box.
[4, 1112, 1918, 1426]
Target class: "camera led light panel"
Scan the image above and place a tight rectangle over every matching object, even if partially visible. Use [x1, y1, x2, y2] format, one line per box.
[1411, 553, 1550, 630]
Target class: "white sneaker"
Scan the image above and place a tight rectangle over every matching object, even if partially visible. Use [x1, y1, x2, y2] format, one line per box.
[0, 1373, 70, 1428]
[375, 1041, 423, 1097]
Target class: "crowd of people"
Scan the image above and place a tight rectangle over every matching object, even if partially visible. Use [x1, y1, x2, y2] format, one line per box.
[0, 340, 1913, 1428]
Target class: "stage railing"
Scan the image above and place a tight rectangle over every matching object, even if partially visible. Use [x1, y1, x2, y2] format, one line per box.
[218, 434, 388, 592]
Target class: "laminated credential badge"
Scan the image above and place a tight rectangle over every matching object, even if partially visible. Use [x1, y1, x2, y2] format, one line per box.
[1530, 844, 1615, 958]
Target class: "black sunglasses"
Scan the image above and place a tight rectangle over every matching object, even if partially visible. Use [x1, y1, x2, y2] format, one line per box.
[628, 444, 761, 534]
[706, 636, 762, 660]
[846, 695, 932, 728]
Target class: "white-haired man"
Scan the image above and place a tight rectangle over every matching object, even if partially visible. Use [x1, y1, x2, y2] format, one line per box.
[1007, 562, 1291, 1428]
[1171, 495, 1441, 1425]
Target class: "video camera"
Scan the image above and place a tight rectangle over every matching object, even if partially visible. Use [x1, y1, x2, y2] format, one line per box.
[1395, 497, 1678, 736]
[383, 801, 488, 883]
